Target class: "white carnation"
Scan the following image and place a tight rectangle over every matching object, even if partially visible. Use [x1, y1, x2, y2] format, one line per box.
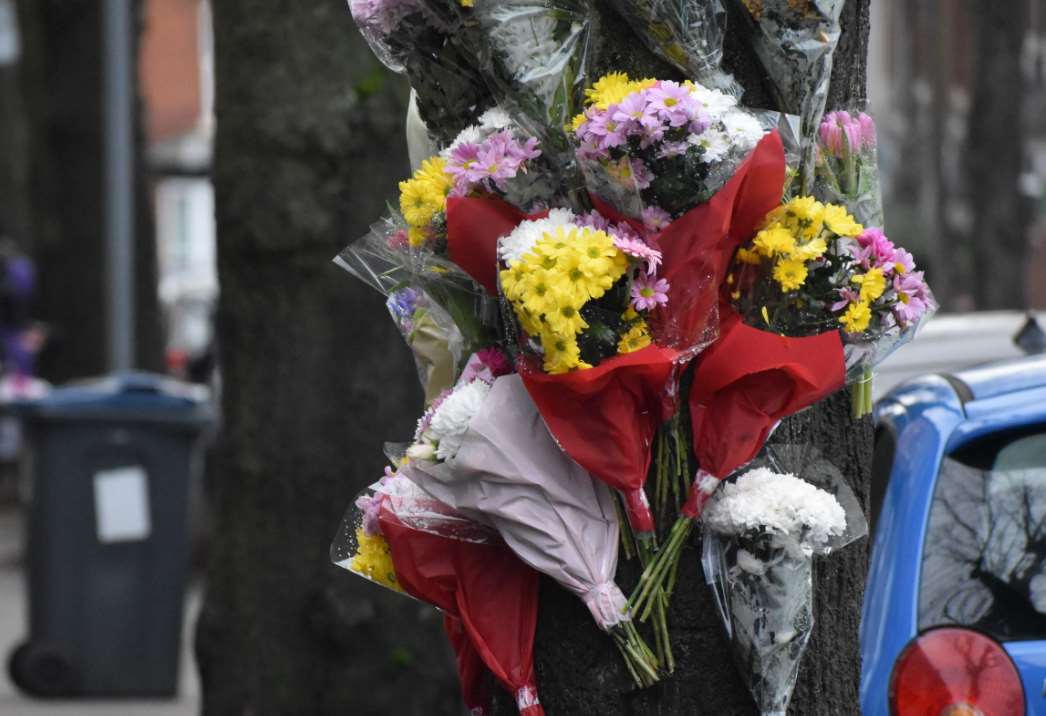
[442, 125, 485, 157]
[704, 467, 848, 552]
[426, 379, 491, 461]
[693, 128, 732, 164]
[497, 209, 578, 263]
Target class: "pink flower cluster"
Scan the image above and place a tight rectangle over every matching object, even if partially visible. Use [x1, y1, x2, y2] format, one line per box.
[848, 228, 933, 327]
[818, 111, 876, 159]
[574, 81, 710, 161]
[445, 130, 542, 196]
[350, 0, 420, 33]
[459, 347, 514, 385]
[355, 466, 397, 536]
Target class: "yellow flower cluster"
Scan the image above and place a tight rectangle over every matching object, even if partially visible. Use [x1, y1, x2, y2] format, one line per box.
[841, 266, 887, 333]
[350, 528, 402, 593]
[501, 226, 629, 374]
[399, 156, 454, 247]
[618, 319, 652, 354]
[746, 197, 862, 293]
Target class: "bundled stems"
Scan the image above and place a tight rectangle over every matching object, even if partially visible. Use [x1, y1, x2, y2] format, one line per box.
[851, 366, 873, 418]
[612, 622, 660, 689]
[629, 517, 694, 622]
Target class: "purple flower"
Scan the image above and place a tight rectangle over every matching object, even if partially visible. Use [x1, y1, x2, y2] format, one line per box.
[630, 158, 654, 190]
[657, 141, 689, 159]
[631, 275, 670, 311]
[648, 81, 696, 128]
[641, 206, 671, 234]
[831, 286, 861, 312]
[893, 270, 932, 326]
[356, 466, 397, 537]
[387, 288, 421, 328]
[891, 247, 915, 275]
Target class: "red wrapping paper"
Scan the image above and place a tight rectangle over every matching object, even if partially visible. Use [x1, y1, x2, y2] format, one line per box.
[443, 614, 493, 716]
[378, 505, 544, 715]
[446, 197, 544, 296]
[647, 131, 787, 349]
[520, 345, 681, 535]
[682, 308, 846, 517]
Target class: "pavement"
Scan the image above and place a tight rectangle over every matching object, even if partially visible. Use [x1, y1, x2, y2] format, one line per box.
[0, 507, 200, 716]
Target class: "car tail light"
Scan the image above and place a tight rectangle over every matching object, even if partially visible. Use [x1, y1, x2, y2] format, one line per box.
[890, 627, 1025, 716]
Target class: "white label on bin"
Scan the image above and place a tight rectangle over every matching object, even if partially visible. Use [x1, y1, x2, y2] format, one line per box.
[93, 466, 151, 543]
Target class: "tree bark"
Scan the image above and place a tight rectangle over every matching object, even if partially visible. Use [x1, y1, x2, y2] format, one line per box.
[14, 0, 162, 380]
[965, 0, 1029, 310]
[486, 2, 873, 714]
[194, 2, 460, 714]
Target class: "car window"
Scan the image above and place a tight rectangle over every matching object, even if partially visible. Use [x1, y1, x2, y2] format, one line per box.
[919, 425, 1046, 641]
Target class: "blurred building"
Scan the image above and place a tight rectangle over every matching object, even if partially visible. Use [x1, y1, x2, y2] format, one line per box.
[868, 0, 1046, 310]
[139, 0, 216, 368]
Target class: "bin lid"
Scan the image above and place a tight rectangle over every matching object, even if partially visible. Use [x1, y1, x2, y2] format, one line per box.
[13, 371, 214, 427]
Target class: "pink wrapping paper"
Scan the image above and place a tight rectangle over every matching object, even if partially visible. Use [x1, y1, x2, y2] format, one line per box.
[402, 374, 630, 631]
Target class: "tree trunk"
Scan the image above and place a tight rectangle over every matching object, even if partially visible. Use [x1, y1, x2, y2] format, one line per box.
[194, 2, 461, 714]
[965, 0, 1029, 310]
[14, 0, 162, 381]
[486, 2, 873, 714]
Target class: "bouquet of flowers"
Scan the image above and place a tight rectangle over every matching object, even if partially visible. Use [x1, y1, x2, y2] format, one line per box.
[606, 0, 739, 96]
[814, 109, 883, 227]
[385, 286, 465, 403]
[734, 0, 845, 191]
[401, 373, 662, 688]
[573, 72, 767, 219]
[730, 196, 936, 415]
[332, 465, 545, 715]
[701, 444, 867, 716]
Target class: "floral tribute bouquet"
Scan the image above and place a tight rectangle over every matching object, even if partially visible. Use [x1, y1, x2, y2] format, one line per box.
[573, 72, 767, 219]
[402, 373, 662, 687]
[605, 0, 739, 96]
[814, 109, 883, 227]
[734, 0, 845, 191]
[701, 444, 867, 716]
[331, 464, 545, 715]
[729, 196, 936, 416]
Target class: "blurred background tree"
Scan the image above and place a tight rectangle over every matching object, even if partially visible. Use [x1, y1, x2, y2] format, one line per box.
[192, 1, 460, 714]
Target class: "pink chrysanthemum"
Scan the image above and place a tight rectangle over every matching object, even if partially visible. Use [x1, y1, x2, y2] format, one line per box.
[614, 235, 663, 276]
[631, 275, 670, 311]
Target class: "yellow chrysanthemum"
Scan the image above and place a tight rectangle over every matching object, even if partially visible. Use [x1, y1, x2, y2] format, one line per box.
[852, 267, 887, 303]
[753, 227, 797, 258]
[459, 0, 474, 6]
[541, 332, 589, 374]
[407, 226, 429, 248]
[781, 196, 825, 240]
[773, 258, 808, 292]
[399, 177, 443, 228]
[735, 247, 762, 265]
[584, 73, 657, 110]
[793, 237, 827, 261]
[417, 156, 454, 194]
[823, 204, 863, 237]
[350, 529, 402, 592]
[571, 112, 587, 132]
[840, 301, 872, 334]
[618, 320, 652, 354]
[544, 301, 589, 336]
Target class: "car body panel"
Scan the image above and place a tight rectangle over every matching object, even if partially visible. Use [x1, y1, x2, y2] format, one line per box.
[861, 356, 1046, 715]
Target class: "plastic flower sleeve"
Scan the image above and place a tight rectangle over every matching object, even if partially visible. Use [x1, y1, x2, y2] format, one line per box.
[401, 374, 661, 687]
[464, 0, 596, 168]
[607, 0, 740, 97]
[335, 215, 500, 357]
[735, 0, 845, 193]
[386, 287, 465, 403]
[813, 108, 884, 227]
[700, 450, 866, 716]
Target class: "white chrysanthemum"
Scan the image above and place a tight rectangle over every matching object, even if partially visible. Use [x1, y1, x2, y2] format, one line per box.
[721, 109, 765, 150]
[426, 379, 491, 461]
[497, 208, 577, 263]
[478, 106, 514, 133]
[442, 125, 485, 157]
[692, 128, 732, 163]
[689, 83, 737, 122]
[704, 467, 847, 552]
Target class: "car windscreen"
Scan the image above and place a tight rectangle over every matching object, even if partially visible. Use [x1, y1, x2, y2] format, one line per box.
[919, 424, 1046, 641]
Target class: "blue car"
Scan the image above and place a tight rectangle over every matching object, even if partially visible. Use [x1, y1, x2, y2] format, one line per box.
[861, 352, 1046, 715]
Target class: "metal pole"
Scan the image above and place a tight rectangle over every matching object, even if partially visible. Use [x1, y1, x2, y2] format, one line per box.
[103, 0, 135, 371]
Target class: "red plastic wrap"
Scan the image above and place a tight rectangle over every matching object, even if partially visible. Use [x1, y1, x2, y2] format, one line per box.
[648, 131, 786, 349]
[378, 505, 544, 715]
[446, 196, 543, 296]
[520, 344, 681, 535]
[443, 614, 493, 716]
[682, 307, 845, 517]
